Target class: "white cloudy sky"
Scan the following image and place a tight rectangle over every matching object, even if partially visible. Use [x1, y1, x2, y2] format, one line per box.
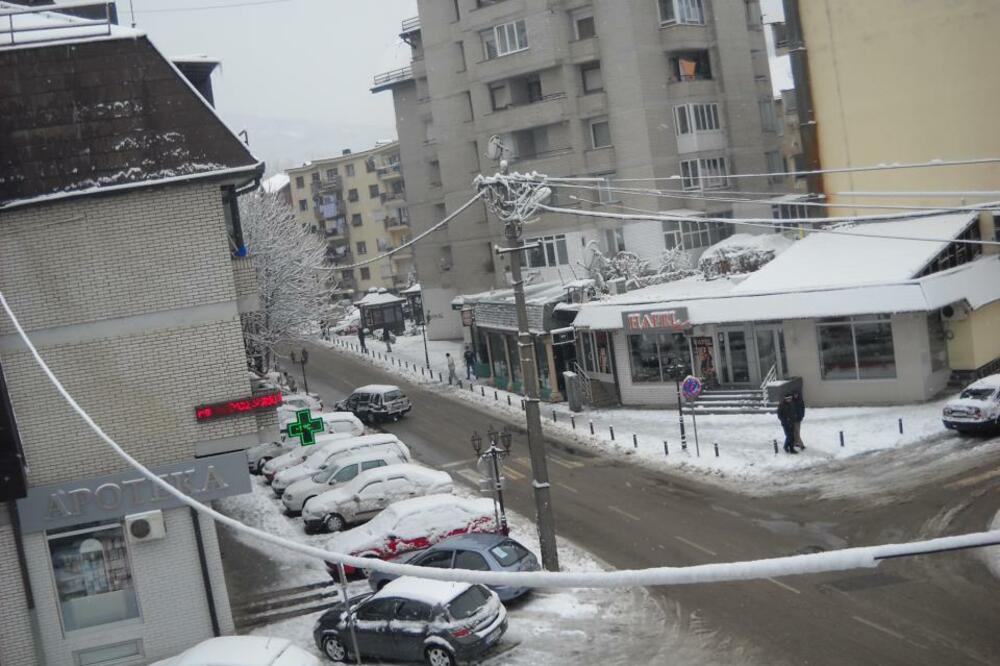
[132, 0, 789, 174]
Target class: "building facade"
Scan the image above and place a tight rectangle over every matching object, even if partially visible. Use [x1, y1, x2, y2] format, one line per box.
[374, 0, 785, 339]
[0, 5, 277, 664]
[286, 142, 412, 298]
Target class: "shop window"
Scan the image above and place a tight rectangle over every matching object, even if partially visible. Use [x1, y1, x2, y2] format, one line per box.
[926, 314, 949, 373]
[48, 523, 140, 632]
[525, 234, 569, 268]
[817, 315, 896, 380]
[593, 331, 612, 374]
[627, 332, 688, 383]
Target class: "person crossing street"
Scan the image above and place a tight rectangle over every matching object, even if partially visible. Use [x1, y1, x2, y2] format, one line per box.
[777, 394, 798, 454]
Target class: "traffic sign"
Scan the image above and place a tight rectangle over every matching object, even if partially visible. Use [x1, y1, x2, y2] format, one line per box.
[681, 375, 703, 401]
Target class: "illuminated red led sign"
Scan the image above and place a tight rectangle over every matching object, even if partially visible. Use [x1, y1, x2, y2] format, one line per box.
[195, 392, 283, 421]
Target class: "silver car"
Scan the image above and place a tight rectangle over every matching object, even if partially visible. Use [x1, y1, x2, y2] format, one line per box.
[281, 448, 408, 514]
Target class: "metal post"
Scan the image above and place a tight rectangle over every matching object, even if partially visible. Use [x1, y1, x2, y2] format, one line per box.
[490, 447, 510, 536]
[714, 442, 719, 457]
[839, 431, 845, 447]
[632, 433, 638, 449]
[664, 440, 669, 456]
[691, 410, 699, 454]
[552, 410, 557, 422]
[335, 563, 363, 666]
[609, 425, 615, 441]
[674, 377, 687, 452]
[898, 418, 903, 434]
[507, 395, 511, 406]
[774, 438, 779, 454]
[421, 313, 431, 369]
[570, 415, 575, 429]
[299, 357, 309, 394]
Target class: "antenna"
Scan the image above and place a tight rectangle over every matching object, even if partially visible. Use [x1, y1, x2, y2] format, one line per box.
[129, 0, 136, 28]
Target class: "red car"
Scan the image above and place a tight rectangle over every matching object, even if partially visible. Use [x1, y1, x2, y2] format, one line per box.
[323, 494, 498, 577]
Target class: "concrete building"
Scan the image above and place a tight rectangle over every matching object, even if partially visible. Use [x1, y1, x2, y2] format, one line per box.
[776, 0, 1000, 380]
[286, 142, 412, 298]
[0, 4, 277, 664]
[373, 0, 784, 339]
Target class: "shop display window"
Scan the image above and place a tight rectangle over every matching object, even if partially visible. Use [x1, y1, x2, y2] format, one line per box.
[817, 315, 896, 380]
[628, 332, 687, 383]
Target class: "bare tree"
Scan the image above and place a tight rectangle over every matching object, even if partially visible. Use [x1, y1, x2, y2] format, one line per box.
[240, 190, 332, 370]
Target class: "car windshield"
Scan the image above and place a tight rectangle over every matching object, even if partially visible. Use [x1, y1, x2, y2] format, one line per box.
[959, 388, 995, 400]
[446, 585, 490, 620]
[489, 540, 531, 567]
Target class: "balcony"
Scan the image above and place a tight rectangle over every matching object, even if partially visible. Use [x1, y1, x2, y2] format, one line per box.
[770, 22, 790, 57]
[231, 255, 261, 314]
[377, 162, 403, 181]
[478, 92, 568, 135]
[384, 215, 409, 232]
[310, 174, 341, 193]
[371, 65, 414, 92]
[400, 15, 420, 36]
[379, 189, 406, 207]
[512, 146, 574, 169]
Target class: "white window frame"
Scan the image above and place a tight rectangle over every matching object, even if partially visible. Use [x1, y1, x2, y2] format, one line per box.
[759, 98, 777, 132]
[572, 8, 595, 39]
[590, 117, 612, 149]
[526, 234, 570, 268]
[483, 19, 528, 59]
[674, 103, 720, 135]
[596, 173, 618, 203]
[679, 157, 729, 191]
[658, 0, 705, 26]
[581, 61, 603, 93]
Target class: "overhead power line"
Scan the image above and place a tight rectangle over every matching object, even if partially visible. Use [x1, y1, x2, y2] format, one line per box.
[134, 0, 292, 13]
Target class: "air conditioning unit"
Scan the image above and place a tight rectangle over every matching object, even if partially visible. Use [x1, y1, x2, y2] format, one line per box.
[125, 510, 166, 543]
[940, 302, 969, 322]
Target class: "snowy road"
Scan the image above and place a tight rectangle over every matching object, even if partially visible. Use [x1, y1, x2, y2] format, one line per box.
[281, 342, 1000, 666]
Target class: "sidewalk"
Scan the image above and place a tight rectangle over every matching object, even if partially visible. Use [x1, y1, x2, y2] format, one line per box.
[320, 333, 987, 495]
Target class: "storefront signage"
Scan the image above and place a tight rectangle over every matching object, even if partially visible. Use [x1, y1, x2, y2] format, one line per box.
[461, 308, 474, 327]
[622, 307, 691, 333]
[16, 452, 251, 533]
[195, 392, 282, 421]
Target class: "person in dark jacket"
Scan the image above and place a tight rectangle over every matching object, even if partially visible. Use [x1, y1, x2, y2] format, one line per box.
[358, 327, 366, 352]
[777, 394, 798, 454]
[463, 346, 475, 380]
[792, 392, 806, 450]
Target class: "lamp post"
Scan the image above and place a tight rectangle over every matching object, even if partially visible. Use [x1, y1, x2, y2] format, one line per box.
[289, 348, 310, 394]
[421, 310, 431, 370]
[471, 426, 512, 536]
[475, 168, 559, 571]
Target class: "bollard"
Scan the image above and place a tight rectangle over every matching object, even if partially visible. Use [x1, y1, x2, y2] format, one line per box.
[521, 400, 525, 411]
[609, 425, 615, 441]
[470, 383, 474, 393]
[773, 438, 779, 455]
[632, 433, 638, 449]
[494, 390, 498, 401]
[589, 420, 594, 435]
[552, 410, 557, 423]
[421, 367, 425, 376]
[439, 373, 443, 382]
[481, 386, 485, 397]
[714, 442, 719, 457]
[571, 415, 576, 430]
[507, 395, 511, 406]
[664, 441, 669, 456]
[898, 418, 903, 434]
[839, 431, 844, 447]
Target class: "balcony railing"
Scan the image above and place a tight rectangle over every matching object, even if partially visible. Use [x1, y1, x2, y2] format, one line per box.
[380, 190, 406, 204]
[513, 146, 574, 163]
[490, 91, 566, 113]
[384, 216, 409, 230]
[377, 162, 402, 178]
[1, 2, 115, 47]
[311, 175, 341, 192]
[372, 65, 413, 89]
[401, 15, 420, 33]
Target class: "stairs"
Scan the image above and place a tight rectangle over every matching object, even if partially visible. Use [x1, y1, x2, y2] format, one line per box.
[232, 580, 341, 632]
[587, 378, 619, 408]
[683, 388, 777, 416]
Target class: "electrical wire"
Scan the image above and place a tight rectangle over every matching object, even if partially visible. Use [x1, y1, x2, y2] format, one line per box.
[134, 0, 292, 13]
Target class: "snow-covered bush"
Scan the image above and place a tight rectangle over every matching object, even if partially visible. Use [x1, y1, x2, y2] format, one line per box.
[697, 233, 793, 278]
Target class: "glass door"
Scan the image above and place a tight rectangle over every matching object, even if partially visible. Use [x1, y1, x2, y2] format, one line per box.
[720, 329, 751, 385]
[753, 326, 788, 380]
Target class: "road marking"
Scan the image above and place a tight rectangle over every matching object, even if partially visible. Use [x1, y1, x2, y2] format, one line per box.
[608, 505, 640, 522]
[456, 469, 481, 485]
[711, 505, 742, 518]
[440, 460, 469, 469]
[947, 467, 1000, 488]
[851, 616, 907, 642]
[674, 536, 717, 557]
[502, 466, 525, 481]
[766, 577, 801, 594]
[549, 455, 584, 469]
[555, 482, 579, 494]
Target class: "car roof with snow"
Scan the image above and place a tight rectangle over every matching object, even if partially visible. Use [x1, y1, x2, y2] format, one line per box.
[965, 374, 1000, 390]
[331, 463, 447, 490]
[372, 576, 473, 607]
[312, 433, 401, 450]
[164, 636, 306, 666]
[353, 384, 402, 394]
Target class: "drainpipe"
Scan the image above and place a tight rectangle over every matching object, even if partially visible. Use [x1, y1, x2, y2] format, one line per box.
[191, 508, 221, 637]
[781, 0, 825, 202]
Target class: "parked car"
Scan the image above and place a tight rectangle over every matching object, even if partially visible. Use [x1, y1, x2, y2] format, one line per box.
[312, 577, 507, 666]
[301, 464, 452, 534]
[271, 434, 411, 496]
[282, 392, 324, 412]
[282, 448, 410, 514]
[262, 428, 390, 483]
[319, 494, 497, 576]
[942, 374, 1000, 433]
[152, 636, 320, 666]
[368, 533, 539, 601]
[248, 411, 364, 474]
[335, 384, 411, 423]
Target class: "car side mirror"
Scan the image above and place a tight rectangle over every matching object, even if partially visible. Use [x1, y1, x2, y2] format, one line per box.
[353, 494, 362, 502]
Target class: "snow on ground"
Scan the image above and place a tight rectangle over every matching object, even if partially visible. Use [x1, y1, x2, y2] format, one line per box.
[219, 475, 731, 665]
[985, 509, 1000, 582]
[321, 333, 1000, 498]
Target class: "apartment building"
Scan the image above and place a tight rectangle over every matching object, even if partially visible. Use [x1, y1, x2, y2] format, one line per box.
[286, 142, 412, 297]
[373, 0, 783, 339]
[0, 4, 277, 664]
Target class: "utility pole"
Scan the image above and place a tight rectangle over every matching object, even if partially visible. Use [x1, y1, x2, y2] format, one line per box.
[476, 166, 559, 571]
[421, 310, 431, 369]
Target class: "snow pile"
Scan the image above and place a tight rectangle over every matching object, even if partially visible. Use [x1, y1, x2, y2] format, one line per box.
[698, 233, 793, 278]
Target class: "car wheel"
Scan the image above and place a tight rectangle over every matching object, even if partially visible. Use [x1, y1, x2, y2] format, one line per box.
[323, 636, 348, 662]
[325, 513, 346, 533]
[256, 458, 271, 474]
[425, 646, 456, 666]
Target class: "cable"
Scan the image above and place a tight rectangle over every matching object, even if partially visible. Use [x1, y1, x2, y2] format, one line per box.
[135, 0, 292, 13]
[1, 289, 999, 587]
[316, 192, 484, 271]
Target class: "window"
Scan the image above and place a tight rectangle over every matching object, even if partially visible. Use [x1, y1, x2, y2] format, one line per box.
[397, 600, 432, 622]
[368, 184, 380, 199]
[295, 176, 304, 188]
[663, 219, 711, 250]
[357, 598, 397, 621]
[76, 640, 143, 666]
[596, 173, 618, 203]
[927, 314, 949, 373]
[482, 19, 528, 59]
[345, 164, 355, 177]
[605, 227, 625, 253]
[348, 188, 359, 202]
[361, 459, 387, 471]
[351, 213, 363, 227]
[760, 98, 778, 131]
[590, 118, 612, 148]
[365, 159, 375, 173]
[679, 157, 728, 190]
[674, 103, 720, 135]
[416, 550, 454, 568]
[668, 50, 711, 81]
[48, 523, 140, 632]
[659, 0, 705, 25]
[331, 463, 359, 483]
[489, 82, 509, 111]
[580, 61, 603, 93]
[341, 269, 353, 280]
[525, 234, 569, 269]
[573, 8, 595, 39]
[454, 550, 491, 571]
[326, 167, 338, 179]
[817, 315, 896, 380]
[356, 241, 367, 255]
[766, 151, 784, 182]
[489, 540, 531, 566]
[298, 199, 308, 212]
[359, 267, 371, 280]
[311, 172, 320, 182]
[917, 223, 983, 276]
[628, 332, 689, 382]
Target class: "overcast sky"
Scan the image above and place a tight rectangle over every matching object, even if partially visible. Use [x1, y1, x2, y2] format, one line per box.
[131, 0, 789, 175]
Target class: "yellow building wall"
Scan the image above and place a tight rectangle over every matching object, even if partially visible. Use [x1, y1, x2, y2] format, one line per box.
[946, 299, 1000, 371]
[799, 0, 1000, 216]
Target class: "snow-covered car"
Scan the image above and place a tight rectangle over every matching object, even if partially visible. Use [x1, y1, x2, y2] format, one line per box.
[313, 578, 507, 666]
[281, 392, 324, 412]
[368, 533, 540, 601]
[262, 427, 382, 482]
[320, 494, 497, 576]
[271, 434, 410, 496]
[942, 374, 1000, 433]
[281, 448, 409, 514]
[335, 384, 411, 423]
[248, 411, 364, 474]
[151, 636, 320, 666]
[302, 465, 454, 534]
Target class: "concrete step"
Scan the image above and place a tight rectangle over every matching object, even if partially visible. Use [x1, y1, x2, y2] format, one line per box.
[684, 406, 777, 415]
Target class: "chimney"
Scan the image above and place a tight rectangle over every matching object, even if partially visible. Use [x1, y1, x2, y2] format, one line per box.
[342, 149, 352, 155]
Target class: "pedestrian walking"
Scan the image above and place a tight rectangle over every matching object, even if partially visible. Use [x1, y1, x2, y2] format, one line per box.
[446, 353, 457, 385]
[777, 393, 798, 454]
[383, 327, 392, 353]
[358, 327, 367, 352]
[463, 346, 475, 380]
[792, 391, 806, 450]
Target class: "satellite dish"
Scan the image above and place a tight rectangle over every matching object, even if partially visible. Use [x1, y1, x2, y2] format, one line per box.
[486, 135, 508, 160]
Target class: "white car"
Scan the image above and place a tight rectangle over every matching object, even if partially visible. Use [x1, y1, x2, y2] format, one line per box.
[281, 448, 409, 514]
[151, 636, 320, 666]
[271, 434, 411, 496]
[248, 411, 363, 474]
[302, 465, 454, 534]
[335, 384, 412, 423]
[262, 425, 372, 482]
[942, 374, 1000, 433]
[281, 392, 324, 412]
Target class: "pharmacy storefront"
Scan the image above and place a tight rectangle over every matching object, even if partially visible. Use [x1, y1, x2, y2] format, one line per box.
[13, 453, 250, 666]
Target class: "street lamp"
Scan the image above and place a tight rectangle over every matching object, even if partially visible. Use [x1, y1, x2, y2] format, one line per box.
[471, 426, 512, 537]
[475, 168, 559, 571]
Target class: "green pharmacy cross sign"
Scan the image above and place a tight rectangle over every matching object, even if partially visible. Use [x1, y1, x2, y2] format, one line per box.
[286, 409, 324, 446]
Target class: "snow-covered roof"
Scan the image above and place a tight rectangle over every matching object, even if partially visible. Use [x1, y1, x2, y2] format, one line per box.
[733, 213, 977, 293]
[401, 282, 422, 294]
[262, 172, 290, 193]
[354, 291, 404, 307]
[455, 279, 593, 307]
[698, 232, 793, 266]
[373, 576, 472, 606]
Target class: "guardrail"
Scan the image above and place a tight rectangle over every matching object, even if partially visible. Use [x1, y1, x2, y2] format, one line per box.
[401, 15, 420, 33]
[372, 65, 413, 87]
[1, 1, 115, 47]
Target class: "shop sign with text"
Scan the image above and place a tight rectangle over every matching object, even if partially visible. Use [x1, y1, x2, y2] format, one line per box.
[622, 307, 691, 333]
